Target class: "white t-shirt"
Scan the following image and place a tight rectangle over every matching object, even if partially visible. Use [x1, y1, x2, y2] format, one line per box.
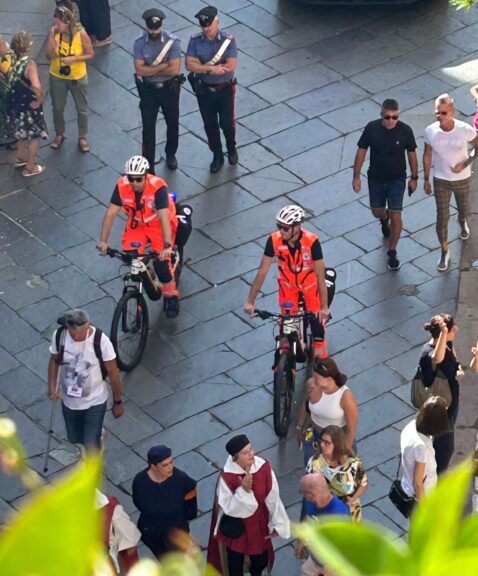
[424, 119, 476, 181]
[400, 420, 437, 498]
[50, 327, 116, 410]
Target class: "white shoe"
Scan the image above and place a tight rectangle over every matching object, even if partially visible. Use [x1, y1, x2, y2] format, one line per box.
[460, 220, 470, 240]
[437, 250, 451, 272]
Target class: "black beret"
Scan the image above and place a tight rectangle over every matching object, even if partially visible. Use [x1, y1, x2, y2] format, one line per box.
[142, 8, 166, 21]
[226, 434, 250, 456]
[147, 445, 172, 464]
[195, 5, 217, 26]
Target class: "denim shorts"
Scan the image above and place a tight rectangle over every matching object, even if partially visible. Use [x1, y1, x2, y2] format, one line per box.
[62, 401, 107, 449]
[368, 178, 406, 212]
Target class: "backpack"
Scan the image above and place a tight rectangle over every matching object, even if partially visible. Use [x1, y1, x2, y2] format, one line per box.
[55, 326, 108, 381]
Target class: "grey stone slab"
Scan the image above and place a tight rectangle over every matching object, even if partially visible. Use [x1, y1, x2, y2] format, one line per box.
[122, 365, 174, 407]
[262, 118, 341, 160]
[0, 265, 51, 311]
[402, 196, 448, 235]
[103, 432, 147, 484]
[226, 322, 275, 361]
[352, 59, 428, 94]
[174, 450, 218, 481]
[349, 364, 405, 406]
[361, 468, 392, 506]
[378, 455, 401, 482]
[173, 313, 249, 357]
[18, 210, 89, 251]
[104, 401, 163, 446]
[62, 240, 122, 284]
[412, 240, 461, 278]
[334, 260, 376, 292]
[0, 302, 43, 354]
[224, 22, 284, 62]
[210, 387, 273, 429]
[320, 237, 365, 269]
[191, 242, 262, 284]
[197, 470, 219, 514]
[1, 11, 51, 35]
[0, 367, 47, 410]
[227, 351, 275, 389]
[344, 220, 392, 254]
[0, 347, 20, 377]
[181, 277, 250, 321]
[2, 236, 54, 269]
[373, 495, 409, 533]
[392, 383, 415, 410]
[260, 437, 303, 478]
[29, 173, 89, 211]
[198, 419, 278, 468]
[146, 378, 245, 427]
[239, 103, 304, 139]
[24, 397, 67, 442]
[415, 269, 460, 307]
[233, 50, 278, 88]
[251, 62, 341, 105]
[0, 470, 29, 503]
[312, 200, 375, 237]
[235, 86, 270, 120]
[242, 266, 278, 295]
[386, 344, 424, 382]
[77, 297, 116, 336]
[346, 264, 432, 308]
[362, 504, 403, 535]
[327, 318, 371, 356]
[140, 332, 186, 373]
[237, 142, 280, 172]
[158, 344, 244, 391]
[264, 46, 321, 74]
[273, 544, 302, 576]
[183, 231, 222, 266]
[45, 266, 105, 308]
[202, 197, 286, 250]
[0, 213, 30, 249]
[190, 511, 212, 550]
[59, 196, 100, 217]
[232, 4, 289, 37]
[0, 188, 47, 219]
[39, 142, 105, 180]
[133, 412, 229, 457]
[332, 331, 411, 378]
[357, 393, 415, 441]
[359, 239, 429, 275]
[236, 164, 302, 202]
[320, 99, 381, 135]
[287, 80, 369, 119]
[281, 138, 343, 184]
[0, 498, 15, 524]
[177, 267, 210, 298]
[15, 340, 50, 380]
[357, 427, 401, 471]
[430, 51, 478, 87]
[352, 294, 429, 336]
[326, 292, 364, 326]
[278, 466, 306, 508]
[408, 38, 466, 71]
[91, 46, 136, 92]
[4, 404, 49, 458]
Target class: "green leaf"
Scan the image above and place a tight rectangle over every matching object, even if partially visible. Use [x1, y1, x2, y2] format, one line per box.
[0, 455, 102, 576]
[408, 459, 472, 571]
[422, 550, 478, 576]
[456, 513, 478, 549]
[294, 517, 410, 576]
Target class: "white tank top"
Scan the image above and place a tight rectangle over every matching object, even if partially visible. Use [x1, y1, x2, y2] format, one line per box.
[308, 386, 348, 428]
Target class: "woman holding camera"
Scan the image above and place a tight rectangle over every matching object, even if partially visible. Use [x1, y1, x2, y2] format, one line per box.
[45, 4, 93, 152]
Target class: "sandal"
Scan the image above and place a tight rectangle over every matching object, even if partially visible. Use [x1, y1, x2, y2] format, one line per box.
[23, 164, 45, 177]
[78, 138, 90, 153]
[51, 135, 65, 149]
[15, 159, 27, 168]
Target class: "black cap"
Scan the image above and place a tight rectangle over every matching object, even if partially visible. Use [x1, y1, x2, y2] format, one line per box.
[195, 5, 217, 27]
[147, 445, 172, 464]
[226, 434, 250, 456]
[142, 8, 166, 29]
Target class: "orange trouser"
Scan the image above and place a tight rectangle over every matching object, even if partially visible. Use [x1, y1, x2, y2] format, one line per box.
[122, 225, 178, 298]
[278, 283, 327, 358]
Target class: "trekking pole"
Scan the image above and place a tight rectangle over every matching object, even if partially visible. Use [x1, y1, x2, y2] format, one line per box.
[43, 322, 67, 474]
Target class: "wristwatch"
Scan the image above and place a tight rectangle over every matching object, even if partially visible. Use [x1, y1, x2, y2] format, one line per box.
[113, 399, 123, 405]
[164, 242, 172, 249]
[410, 175, 419, 180]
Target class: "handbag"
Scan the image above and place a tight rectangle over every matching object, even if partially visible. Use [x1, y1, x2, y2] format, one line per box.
[219, 514, 244, 539]
[410, 365, 452, 409]
[388, 458, 415, 519]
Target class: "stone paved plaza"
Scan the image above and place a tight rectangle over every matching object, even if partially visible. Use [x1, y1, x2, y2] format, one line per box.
[1, 0, 478, 572]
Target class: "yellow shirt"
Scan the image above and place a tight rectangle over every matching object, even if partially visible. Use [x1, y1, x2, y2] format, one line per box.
[50, 31, 87, 80]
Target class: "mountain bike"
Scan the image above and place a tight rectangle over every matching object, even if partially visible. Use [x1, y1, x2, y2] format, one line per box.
[254, 268, 336, 437]
[106, 248, 180, 371]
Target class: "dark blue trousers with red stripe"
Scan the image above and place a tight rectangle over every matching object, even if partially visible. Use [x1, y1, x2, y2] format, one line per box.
[197, 84, 236, 155]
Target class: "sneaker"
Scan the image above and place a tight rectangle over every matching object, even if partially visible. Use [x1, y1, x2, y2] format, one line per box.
[460, 220, 470, 240]
[164, 296, 180, 318]
[437, 250, 450, 272]
[93, 35, 112, 48]
[380, 218, 390, 238]
[387, 249, 401, 271]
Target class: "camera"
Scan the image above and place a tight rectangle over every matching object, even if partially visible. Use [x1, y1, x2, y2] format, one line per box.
[59, 65, 71, 76]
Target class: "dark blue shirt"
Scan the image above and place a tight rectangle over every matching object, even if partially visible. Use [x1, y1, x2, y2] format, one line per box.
[133, 31, 181, 83]
[186, 30, 237, 85]
[305, 495, 350, 518]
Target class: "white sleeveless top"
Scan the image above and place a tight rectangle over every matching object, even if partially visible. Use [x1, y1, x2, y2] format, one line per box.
[308, 386, 348, 428]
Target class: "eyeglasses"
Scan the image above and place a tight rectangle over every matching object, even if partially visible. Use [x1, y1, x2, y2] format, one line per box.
[383, 115, 399, 120]
[276, 223, 291, 232]
[127, 175, 145, 183]
[435, 111, 448, 115]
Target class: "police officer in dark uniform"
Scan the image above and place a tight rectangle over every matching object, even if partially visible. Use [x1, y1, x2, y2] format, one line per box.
[134, 9, 182, 172]
[186, 6, 238, 173]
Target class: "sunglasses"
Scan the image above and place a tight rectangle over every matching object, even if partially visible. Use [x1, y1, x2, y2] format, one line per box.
[66, 320, 88, 329]
[277, 223, 291, 232]
[435, 111, 448, 115]
[127, 175, 145, 183]
[383, 115, 399, 120]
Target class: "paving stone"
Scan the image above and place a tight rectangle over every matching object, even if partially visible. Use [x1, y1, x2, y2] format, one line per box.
[237, 142, 280, 172]
[378, 455, 401, 482]
[122, 365, 174, 407]
[251, 62, 342, 105]
[352, 59, 427, 94]
[18, 209, 89, 252]
[0, 367, 47, 410]
[236, 164, 302, 202]
[227, 352, 274, 389]
[209, 387, 273, 429]
[24, 398, 68, 442]
[198, 420, 278, 468]
[225, 22, 284, 62]
[361, 467, 393, 506]
[146, 379, 245, 427]
[2, 238, 52, 273]
[173, 313, 250, 357]
[0, 188, 47, 220]
[39, 142, 105, 179]
[415, 269, 460, 307]
[260, 437, 303, 478]
[177, 267, 210, 299]
[357, 393, 415, 441]
[412, 240, 461, 278]
[357, 427, 401, 470]
[104, 400, 163, 445]
[239, 103, 304, 139]
[73, 165, 120, 205]
[349, 364, 405, 406]
[359, 239, 430, 276]
[362, 504, 403, 535]
[27, 254, 70, 277]
[273, 544, 300, 576]
[0, 393, 11, 413]
[91, 45, 136, 91]
[334, 260, 376, 293]
[386, 344, 424, 382]
[4, 404, 49, 457]
[264, 46, 321, 74]
[332, 331, 411, 378]
[15, 340, 50, 380]
[174, 450, 218, 481]
[321, 99, 381, 135]
[62, 241, 122, 285]
[190, 511, 212, 550]
[0, 213, 30, 249]
[226, 322, 275, 361]
[197, 471, 219, 514]
[242, 266, 278, 295]
[103, 431, 147, 484]
[140, 332, 186, 373]
[183, 229, 222, 264]
[133, 412, 229, 457]
[313, 200, 375, 238]
[321, 237, 365, 270]
[344, 220, 393, 254]
[281, 137, 343, 184]
[0, 470, 29, 503]
[327, 318, 370, 356]
[0, 265, 52, 311]
[288, 79, 369, 118]
[45, 266, 105, 308]
[232, 4, 290, 37]
[29, 173, 89, 211]
[0, 303, 43, 354]
[0, 497, 15, 524]
[373, 495, 410, 533]
[325, 292, 364, 327]
[191, 242, 263, 284]
[0, 346, 20, 376]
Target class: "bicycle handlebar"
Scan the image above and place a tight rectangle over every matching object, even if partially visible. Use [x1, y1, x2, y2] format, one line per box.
[254, 308, 317, 321]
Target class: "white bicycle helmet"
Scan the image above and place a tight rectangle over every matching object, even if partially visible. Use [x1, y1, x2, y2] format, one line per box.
[276, 204, 305, 226]
[125, 155, 150, 176]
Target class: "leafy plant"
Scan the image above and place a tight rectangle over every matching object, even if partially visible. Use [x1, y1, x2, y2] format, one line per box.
[294, 459, 476, 576]
[449, 0, 478, 11]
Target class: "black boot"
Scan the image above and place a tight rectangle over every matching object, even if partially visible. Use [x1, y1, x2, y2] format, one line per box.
[228, 148, 238, 165]
[163, 296, 180, 318]
[166, 154, 178, 170]
[210, 152, 224, 173]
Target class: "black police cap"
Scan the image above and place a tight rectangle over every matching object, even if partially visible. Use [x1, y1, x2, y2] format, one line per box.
[195, 5, 217, 26]
[142, 8, 166, 22]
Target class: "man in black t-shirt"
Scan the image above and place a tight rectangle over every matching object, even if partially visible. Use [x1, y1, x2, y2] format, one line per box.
[352, 99, 418, 271]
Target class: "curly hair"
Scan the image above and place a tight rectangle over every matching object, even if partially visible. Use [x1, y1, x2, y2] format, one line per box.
[10, 32, 33, 58]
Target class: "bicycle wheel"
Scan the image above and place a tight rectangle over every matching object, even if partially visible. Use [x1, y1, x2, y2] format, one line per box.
[273, 353, 294, 437]
[110, 290, 149, 371]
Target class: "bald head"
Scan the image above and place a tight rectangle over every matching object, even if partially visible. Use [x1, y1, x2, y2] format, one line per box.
[300, 473, 330, 495]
